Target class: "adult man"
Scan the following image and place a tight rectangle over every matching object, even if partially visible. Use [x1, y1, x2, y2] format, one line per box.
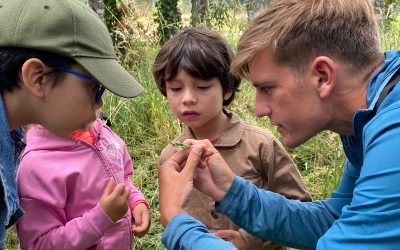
[158, 0, 400, 249]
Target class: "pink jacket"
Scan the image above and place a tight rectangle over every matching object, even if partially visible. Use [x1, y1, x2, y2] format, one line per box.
[16, 119, 146, 250]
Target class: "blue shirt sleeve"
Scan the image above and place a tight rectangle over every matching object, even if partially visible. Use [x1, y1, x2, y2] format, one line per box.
[162, 213, 236, 250]
[215, 176, 343, 249]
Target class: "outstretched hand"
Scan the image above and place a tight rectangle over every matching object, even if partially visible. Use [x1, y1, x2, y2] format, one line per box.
[158, 144, 206, 227]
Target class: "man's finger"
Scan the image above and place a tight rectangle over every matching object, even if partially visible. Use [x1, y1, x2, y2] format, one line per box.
[213, 229, 235, 240]
[181, 145, 203, 179]
[163, 149, 191, 171]
[185, 139, 218, 153]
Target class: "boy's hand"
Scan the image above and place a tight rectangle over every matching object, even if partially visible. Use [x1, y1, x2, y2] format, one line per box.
[100, 178, 130, 222]
[214, 229, 246, 250]
[131, 203, 151, 237]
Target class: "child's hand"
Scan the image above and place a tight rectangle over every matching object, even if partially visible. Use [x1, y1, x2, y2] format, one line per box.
[213, 229, 246, 250]
[100, 178, 130, 222]
[131, 203, 151, 237]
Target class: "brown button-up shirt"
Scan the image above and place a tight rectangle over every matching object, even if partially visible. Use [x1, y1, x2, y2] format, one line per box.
[159, 110, 311, 250]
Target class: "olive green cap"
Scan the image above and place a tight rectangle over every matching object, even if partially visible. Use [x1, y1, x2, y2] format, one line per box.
[0, 0, 144, 98]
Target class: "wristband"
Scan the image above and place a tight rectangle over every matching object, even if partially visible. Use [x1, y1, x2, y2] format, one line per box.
[130, 200, 149, 211]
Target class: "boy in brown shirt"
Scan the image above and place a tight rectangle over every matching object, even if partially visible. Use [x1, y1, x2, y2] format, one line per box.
[153, 27, 311, 250]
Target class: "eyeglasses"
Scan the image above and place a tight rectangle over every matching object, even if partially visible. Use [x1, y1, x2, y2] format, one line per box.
[56, 67, 105, 103]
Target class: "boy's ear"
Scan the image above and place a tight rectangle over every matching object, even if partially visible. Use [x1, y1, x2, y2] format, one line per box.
[223, 90, 233, 101]
[20, 58, 51, 99]
[311, 56, 335, 99]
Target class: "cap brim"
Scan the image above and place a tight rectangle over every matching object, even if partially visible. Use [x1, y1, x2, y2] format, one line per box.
[75, 57, 144, 98]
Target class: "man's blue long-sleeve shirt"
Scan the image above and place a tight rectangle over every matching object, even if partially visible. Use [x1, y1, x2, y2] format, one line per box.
[162, 50, 400, 249]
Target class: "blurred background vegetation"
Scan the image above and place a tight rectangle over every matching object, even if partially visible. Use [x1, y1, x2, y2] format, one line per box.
[6, 0, 400, 249]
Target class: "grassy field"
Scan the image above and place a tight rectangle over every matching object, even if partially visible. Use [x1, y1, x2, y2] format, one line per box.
[5, 2, 400, 250]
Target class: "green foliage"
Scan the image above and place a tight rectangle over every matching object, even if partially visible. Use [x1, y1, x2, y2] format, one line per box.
[380, 1, 400, 50]
[154, 0, 182, 45]
[205, 0, 236, 29]
[380, 1, 398, 34]
[381, 15, 400, 49]
[5, 3, 400, 249]
[112, 3, 158, 70]
[104, 0, 123, 44]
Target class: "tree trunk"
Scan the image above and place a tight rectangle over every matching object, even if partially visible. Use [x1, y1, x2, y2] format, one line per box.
[89, 0, 106, 23]
[155, 0, 182, 45]
[240, 0, 264, 21]
[191, 0, 208, 26]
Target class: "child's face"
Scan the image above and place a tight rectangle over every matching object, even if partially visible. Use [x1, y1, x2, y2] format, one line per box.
[165, 69, 231, 132]
[40, 64, 102, 137]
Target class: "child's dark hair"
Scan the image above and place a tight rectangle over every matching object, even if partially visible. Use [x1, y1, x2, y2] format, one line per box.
[152, 27, 241, 106]
[0, 48, 76, 93]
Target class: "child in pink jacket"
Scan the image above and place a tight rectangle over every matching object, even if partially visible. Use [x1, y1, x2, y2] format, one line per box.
[16, 118, 150, 250]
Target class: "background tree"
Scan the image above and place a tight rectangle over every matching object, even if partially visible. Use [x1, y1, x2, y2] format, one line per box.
[104, 0, 124, 44]
[154, 0, 182, 45]
[374, 0, 383, 12]
[87, 0, 123, 46]
[239, 0, 269, 21]
[375, 0, 399, 16]
[89, 0, 106, 22]
[191, 0, 208, 26]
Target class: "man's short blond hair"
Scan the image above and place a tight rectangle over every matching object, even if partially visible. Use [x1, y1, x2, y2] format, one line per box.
[231, 0, 382, 78]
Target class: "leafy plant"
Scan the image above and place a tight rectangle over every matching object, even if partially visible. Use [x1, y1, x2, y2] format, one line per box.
[154, 0, 182, 45]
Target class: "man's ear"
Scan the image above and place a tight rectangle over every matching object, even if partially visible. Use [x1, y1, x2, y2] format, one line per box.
[20, 58, 51, 99]
[311, 56, 335, 99]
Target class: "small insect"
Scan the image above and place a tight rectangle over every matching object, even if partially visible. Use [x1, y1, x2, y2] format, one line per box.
[171, 141, 190, 149]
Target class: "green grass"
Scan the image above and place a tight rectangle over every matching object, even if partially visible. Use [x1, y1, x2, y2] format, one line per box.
[6, 4, 400, 250]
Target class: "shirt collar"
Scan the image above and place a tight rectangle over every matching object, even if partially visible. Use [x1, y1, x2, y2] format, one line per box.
[183, 109, 245, 147]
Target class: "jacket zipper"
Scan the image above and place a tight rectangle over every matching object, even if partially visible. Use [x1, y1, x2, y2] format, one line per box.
[77, 133, 118, 183]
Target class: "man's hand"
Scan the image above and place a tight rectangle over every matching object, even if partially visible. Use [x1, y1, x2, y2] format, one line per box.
[214, 229, 247, 250]
[158, 144, 205, 227]
[186, 139, 235, 202]
[100, 178, 130, 222]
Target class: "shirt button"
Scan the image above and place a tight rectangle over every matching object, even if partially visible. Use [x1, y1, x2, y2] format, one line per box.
[211, 209, 219, 219]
